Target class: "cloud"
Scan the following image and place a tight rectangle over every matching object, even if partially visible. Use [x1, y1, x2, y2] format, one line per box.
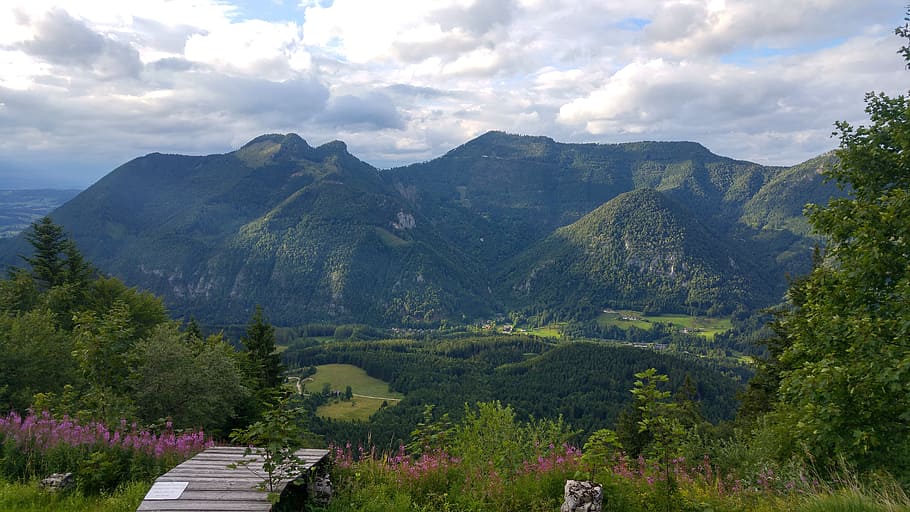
[185, 19, 311, 79]
[431, 0, 515, 35]
[16, 8, 143, 79]
[317, 91, 404, 130]
[0, 0, 907, 187]
[129, 17, 205, 55]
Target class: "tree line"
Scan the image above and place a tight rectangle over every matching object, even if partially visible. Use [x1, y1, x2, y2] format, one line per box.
[0, 218, 285, 437]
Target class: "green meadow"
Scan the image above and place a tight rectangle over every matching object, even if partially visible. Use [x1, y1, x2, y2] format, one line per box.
[597, 310, 732, 340]
[304, 364, 403, 421]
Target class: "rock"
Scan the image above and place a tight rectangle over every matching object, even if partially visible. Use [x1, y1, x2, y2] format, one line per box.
[560, 480, 603, 512]
[309, 473, 333, 505]
[39, 473, 75, 493]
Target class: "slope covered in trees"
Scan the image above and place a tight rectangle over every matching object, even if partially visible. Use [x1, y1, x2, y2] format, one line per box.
[0, 133, 841, 326]
[502, 188, 769, 317]
[0, 218, 286, 435]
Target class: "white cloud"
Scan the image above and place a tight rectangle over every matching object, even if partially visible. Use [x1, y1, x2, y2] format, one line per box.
[185, 19, 311, 79]
[0, 0, 906, 186]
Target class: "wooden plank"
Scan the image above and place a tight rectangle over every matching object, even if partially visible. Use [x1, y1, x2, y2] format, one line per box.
[170, 490, 270, 501]
[138, 501, 272, 511]
[138, 447, 329, 512]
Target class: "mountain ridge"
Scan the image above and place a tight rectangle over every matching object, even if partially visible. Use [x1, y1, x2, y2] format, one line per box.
[0, 131, 841, 325]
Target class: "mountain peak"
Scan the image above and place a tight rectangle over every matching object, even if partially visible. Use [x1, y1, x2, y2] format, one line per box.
[317, 140, 349, 156]
[235, 133, 316, 167]
[444, 131, 557, 160]
[240, 133, 308, 149]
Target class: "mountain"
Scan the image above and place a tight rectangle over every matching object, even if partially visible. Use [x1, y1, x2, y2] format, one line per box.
[502, 188, 765, 316]
[0, 132, 841, 325]
[7, 134, 487, 325]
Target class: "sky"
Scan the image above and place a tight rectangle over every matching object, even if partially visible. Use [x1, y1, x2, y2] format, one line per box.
[0, 0, 907, 188]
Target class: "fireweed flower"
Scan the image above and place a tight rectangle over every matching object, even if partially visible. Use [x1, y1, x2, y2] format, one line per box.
[0, 411, 212, 461]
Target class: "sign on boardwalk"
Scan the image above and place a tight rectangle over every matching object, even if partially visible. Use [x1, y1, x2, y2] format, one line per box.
[138, 446, 329, 511]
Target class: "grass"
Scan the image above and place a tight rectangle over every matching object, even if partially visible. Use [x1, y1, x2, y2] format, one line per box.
[597, 310, 732, 340]
[306, 364, 404, 421]
[0, 478, 150, 512]
[375, 227, 411, 248]
[306, 364, 404, 399]
[526, 324, 563, 338]
[317, 397, 392, 422]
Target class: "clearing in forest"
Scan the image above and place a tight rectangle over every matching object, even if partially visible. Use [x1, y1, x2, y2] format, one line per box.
[597, 310, 732, 340]
[305, 364, 404, 421]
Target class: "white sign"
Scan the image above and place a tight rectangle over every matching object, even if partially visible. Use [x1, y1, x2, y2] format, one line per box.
[144, 481, 189, 500]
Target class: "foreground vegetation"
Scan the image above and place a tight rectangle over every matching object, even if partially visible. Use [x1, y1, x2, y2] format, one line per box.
[0, 479, 148, 512]
[325, 451, 910, 512]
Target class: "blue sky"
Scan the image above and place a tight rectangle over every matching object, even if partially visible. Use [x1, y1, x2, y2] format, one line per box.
[0, 0, 906, 188]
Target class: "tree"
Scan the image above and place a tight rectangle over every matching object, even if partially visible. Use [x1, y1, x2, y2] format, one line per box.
[71, 300, 138, 422]
[21, 217, 67, 289]
[631, 368, 685, 512]
[242, 306, 284, 392]
[769, 18, 910, 479]
[582, 428, 622, 477]
[20, 217, 91, 290]
[0, 308, 77, 413]
[229, 390, 308, 503]
[129, 324, 249, 434]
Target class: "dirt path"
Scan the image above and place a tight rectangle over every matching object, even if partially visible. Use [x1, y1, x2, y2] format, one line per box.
[351, 393, 401, 401]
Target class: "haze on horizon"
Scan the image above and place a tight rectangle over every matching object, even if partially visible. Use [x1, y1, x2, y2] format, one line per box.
[0, 0, 906, 189]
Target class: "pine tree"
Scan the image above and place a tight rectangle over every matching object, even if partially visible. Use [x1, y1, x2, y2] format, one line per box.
[21, 217, 68, 289]
[19, 217, 92, 290]
[241, 305, 284, 392]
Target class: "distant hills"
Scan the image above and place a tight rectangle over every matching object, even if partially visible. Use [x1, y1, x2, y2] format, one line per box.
[0, 132, 840, 325]
[0, 189, 81, 238]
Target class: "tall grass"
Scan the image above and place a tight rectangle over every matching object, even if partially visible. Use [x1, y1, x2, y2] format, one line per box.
[321, 444, 910, 512]
[0, 478, 149, 512]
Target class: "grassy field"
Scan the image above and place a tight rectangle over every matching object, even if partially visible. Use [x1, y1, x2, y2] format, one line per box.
[597, 310, 732, 340]
[305, 364, 404, 421]
[317, 396, 392, 421]
[526, 324, 564, 338]
[0, 479, 150, 512]
[375, 227, 411, 247]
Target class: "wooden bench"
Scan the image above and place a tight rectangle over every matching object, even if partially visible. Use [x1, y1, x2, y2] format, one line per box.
[138, 446, 330, 511]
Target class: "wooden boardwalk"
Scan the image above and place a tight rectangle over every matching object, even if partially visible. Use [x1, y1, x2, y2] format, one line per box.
[138, 446, 329, 511]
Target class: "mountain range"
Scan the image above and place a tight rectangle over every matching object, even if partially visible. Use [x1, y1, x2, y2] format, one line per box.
[0, 132, 839, 326]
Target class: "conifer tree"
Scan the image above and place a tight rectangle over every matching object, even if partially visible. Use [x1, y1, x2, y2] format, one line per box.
[242, 305, 284, 392]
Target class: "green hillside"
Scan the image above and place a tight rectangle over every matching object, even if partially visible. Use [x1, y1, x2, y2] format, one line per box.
[31, 134, 488, 325]
[502, 188, 769, 317]
[0, 132, 840, 326]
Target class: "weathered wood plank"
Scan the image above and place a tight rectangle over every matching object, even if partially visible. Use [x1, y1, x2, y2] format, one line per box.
[137, 446, 329, 512]
[167, 490, 270, 501]
[138, 501, 272, 511]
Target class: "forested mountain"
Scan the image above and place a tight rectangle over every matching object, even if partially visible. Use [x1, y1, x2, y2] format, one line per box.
[502, 188, 764, 317]
[0, 132, 840, 325]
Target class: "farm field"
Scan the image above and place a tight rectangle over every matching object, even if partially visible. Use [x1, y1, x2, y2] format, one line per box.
[525, 323, 564, 338]
[305, 364, 403, 421]
[317, 396, 391, 422]
[597, 310, 732, 340]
